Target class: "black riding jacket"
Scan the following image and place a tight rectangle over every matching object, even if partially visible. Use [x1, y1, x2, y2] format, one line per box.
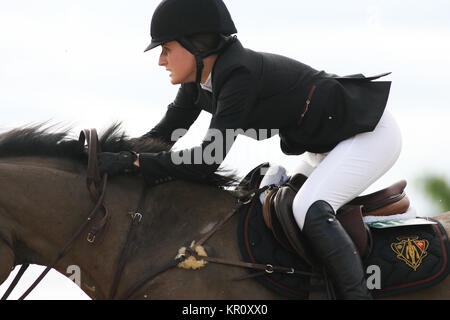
[139, 38, 391, 186]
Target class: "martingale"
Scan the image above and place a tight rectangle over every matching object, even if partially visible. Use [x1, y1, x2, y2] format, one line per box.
[236, 163, 450, 299]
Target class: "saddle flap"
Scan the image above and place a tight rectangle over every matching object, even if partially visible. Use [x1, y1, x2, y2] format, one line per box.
[265, 188, 295, 252]
[273, 182, 317, 267]
[336, 205, 370, 258]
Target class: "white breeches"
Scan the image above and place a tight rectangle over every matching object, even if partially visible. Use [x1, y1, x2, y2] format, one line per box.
[292, 110, 402, 230]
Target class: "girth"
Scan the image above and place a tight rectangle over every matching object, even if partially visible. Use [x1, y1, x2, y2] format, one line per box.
[262, 174, 410, 266]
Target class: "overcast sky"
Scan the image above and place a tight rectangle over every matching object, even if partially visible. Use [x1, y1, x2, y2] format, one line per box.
[1, 0, 449, 299]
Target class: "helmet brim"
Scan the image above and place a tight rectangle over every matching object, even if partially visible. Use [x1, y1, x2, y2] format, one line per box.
[143, 40, 163, 52]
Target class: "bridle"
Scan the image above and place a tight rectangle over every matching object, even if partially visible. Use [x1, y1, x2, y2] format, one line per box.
[1, 129, 315, 300]
[1, 129, 146, 300]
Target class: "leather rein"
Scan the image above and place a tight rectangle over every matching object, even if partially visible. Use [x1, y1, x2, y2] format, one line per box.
[1, 129, 315, 300]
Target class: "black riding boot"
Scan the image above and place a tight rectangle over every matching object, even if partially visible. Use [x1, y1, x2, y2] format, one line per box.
[302, 200, 372, 300]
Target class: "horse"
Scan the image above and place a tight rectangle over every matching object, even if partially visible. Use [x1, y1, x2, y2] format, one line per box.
[1, 124, 450, 300]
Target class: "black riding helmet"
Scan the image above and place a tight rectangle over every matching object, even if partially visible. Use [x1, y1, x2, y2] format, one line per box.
[144, 0, 237, 52]
[144, 0, 237, 102]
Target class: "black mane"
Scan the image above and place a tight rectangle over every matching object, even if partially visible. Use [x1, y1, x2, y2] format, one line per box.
[0, 123, 238, 187]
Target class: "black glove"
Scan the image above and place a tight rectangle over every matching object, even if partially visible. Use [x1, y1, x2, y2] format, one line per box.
[97, 151, 138, 177]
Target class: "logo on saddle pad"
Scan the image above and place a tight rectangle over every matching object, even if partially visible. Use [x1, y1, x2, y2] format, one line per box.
[391, 236, 429, 271]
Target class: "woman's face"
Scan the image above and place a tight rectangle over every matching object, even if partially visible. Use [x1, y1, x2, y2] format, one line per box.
[158, 41, 196, 84]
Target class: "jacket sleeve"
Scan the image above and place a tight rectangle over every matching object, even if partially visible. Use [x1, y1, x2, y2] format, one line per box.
[140, 84, 201, 147]
[138, 68, 253, 187]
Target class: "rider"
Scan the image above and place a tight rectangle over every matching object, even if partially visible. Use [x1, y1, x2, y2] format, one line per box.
[98, 0, 402, 299]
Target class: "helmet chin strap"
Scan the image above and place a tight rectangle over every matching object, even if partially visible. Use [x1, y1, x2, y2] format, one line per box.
[178, 35, 235, 104]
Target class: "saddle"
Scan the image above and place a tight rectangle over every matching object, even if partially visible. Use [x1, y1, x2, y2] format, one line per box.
[262, 174, 410, 266]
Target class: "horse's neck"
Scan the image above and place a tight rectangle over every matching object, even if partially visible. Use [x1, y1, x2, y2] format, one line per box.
[0, 159, 90, 264]
[0, 158, 239, 299]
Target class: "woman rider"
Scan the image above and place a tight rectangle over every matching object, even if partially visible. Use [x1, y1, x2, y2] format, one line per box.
[98, 0, 402, 299]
